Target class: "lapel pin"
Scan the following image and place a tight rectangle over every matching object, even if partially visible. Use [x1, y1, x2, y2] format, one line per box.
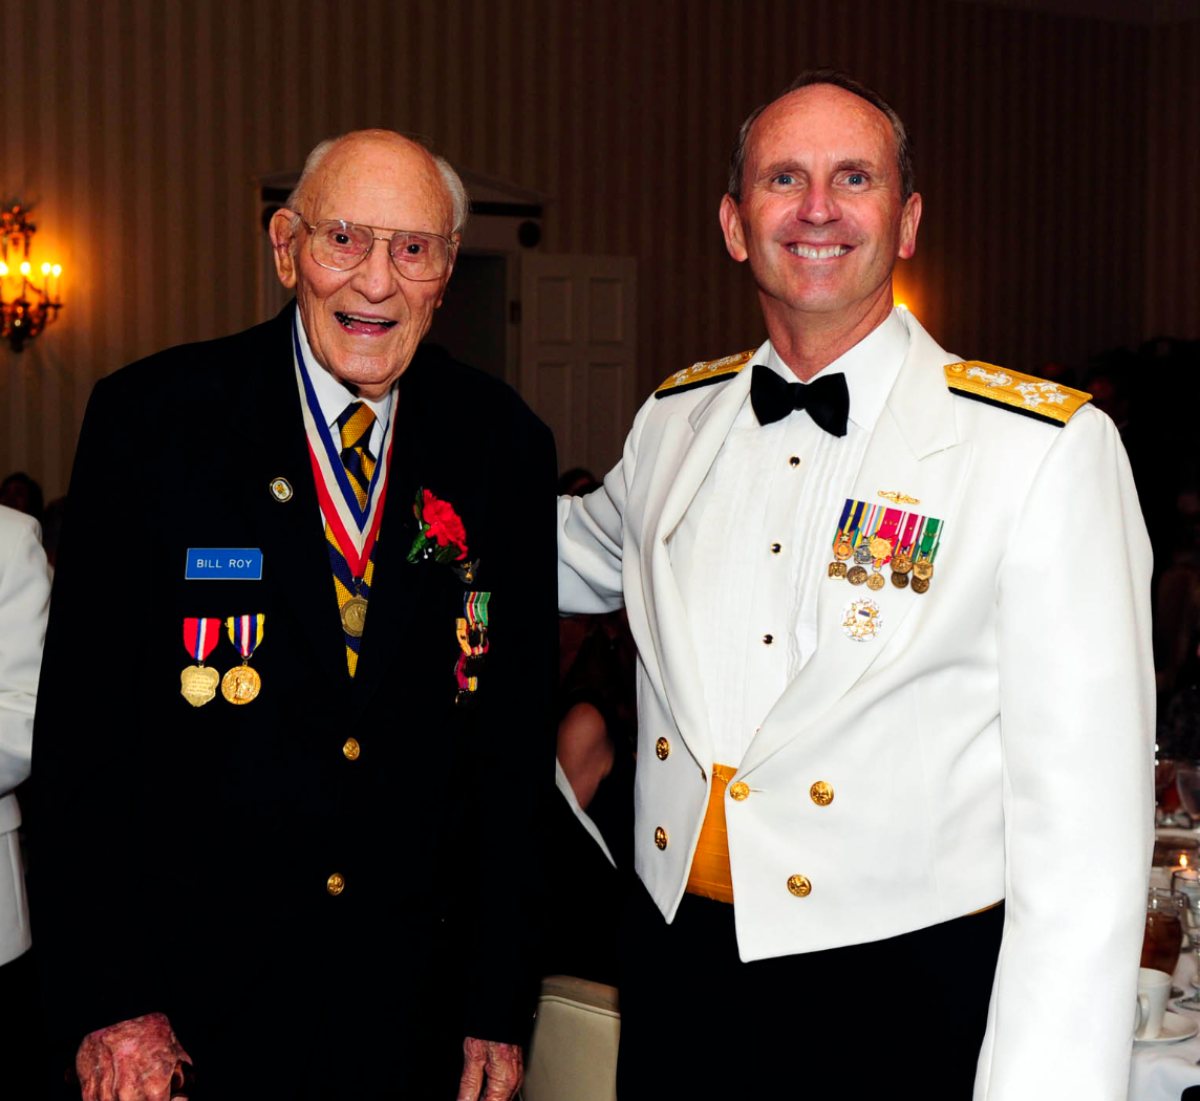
[269, 477, 293, 502]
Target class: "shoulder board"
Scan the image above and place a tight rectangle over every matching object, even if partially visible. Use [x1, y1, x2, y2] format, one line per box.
[654, 349, 755, 399]
[944, 361, 1091, 427]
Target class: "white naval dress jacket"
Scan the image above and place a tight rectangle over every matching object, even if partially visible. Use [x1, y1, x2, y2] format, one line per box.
[0, 506, 48, 967]
[558, 309, 1155, 1099]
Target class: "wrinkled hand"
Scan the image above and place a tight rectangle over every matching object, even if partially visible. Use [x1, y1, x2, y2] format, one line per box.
[76, 1012, 192, 1101]
[457, 1036, 524, 1101]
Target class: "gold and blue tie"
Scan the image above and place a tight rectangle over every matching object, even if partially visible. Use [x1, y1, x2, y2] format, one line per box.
[327, 401, 377, 676]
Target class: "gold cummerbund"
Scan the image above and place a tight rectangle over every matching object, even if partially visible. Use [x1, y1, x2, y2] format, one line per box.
[685, 763, 738, 904]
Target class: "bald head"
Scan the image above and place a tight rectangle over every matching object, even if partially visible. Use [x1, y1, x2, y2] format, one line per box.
[288, 130, 469, 237]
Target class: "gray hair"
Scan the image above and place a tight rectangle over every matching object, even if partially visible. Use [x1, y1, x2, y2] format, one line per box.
[727, 68, 915, 204]
[285, 130, 470, 237]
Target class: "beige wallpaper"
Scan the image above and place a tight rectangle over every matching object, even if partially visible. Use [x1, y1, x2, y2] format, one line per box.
[1, 0, 1194, 496]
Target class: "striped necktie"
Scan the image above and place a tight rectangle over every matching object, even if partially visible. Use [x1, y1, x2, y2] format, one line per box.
[328, 401, 377, 676]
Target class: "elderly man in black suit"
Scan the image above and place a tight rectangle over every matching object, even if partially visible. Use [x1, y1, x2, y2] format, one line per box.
[34, 130, 557, 1100]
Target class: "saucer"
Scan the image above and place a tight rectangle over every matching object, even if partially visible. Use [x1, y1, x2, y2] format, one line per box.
[1136, 1010, 1200, 1045]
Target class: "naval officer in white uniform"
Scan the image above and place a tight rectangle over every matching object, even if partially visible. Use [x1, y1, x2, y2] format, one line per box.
[557, 70, 1153, 1099]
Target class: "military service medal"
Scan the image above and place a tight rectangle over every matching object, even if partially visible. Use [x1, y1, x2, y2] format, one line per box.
[827, 499, 946, 598]
[910, 517, 942, 594]
[454, 591, 491, 707]
[827, 499, 865, 581]
[222, 614, 264, 704]
[181, 617, 221, 707]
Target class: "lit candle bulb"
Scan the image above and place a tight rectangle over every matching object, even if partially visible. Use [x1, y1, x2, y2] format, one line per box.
[19, 261, 31, 277]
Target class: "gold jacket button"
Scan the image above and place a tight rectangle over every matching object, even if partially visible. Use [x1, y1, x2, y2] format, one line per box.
[786, 874, 811, 897]
[654, 826, 668, 850]
[728, 781, 750, 802]
[326, 872, 346, 896]
[809, 780, 834, 806]
[770, 542, 782, 554]
[655, 737, 670, 760]
[342, 737, 361, 761]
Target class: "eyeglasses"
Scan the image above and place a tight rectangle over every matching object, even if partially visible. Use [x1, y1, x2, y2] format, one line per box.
[294, 214, 455, 282]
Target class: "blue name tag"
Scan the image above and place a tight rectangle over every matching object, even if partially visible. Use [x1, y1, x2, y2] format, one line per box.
[185, 548, 264, 580]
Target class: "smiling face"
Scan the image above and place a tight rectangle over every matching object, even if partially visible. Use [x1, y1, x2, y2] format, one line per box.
[719, 83, 921, 348]
[270, 133, 457, 398]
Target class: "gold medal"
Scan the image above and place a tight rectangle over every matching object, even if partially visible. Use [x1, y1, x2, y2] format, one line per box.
[890, 552, 913, 575]
[180, 664, 219, 708]
[868, 535, 893, 560]
[891, 571, 910, 590]
[833, 535, 854, 561]
[866, 571, 885, 591]
[340, 596, 368, 638]
[847, 565, 868, 585]
[221, 663, 262, 705]
[913, 558, 934, 581]
[828, 561, 848, 580]
[911, 576, 931, 594]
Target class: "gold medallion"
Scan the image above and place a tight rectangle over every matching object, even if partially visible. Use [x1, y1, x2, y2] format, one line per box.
[866, 571, 885, 591]
[913, 559, 934, 581]
[221, 663, 262, 705]
[828, 561, 848, 580]
[868, 535, 893, 560]
[833, 535, 854, 561]
[890, 552, 913, 575]
[180, 664, 219, 708]
[340, 596, 368, 638]
[891, 571, 910, 590]
[847, 565, 868, 586]
[911, 576, 931, 594]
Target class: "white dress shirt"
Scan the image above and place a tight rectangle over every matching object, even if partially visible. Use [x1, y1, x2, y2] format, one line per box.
[670, 309, 909, 766]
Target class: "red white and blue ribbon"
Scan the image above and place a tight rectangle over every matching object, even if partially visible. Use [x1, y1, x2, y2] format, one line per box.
[292, 316, 397, 577]
[183, 617, 221, 663]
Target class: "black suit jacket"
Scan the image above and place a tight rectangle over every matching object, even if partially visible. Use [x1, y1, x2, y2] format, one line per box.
[33, 305, 558, 1095]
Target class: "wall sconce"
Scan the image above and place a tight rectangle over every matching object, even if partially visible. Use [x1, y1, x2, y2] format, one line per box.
[0, 202, 64, 352]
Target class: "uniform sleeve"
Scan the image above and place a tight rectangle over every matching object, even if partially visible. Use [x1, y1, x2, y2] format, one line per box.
[0, 510, 48, 798]
[979, 406, 1154, 1099]
[557, 397, 655, 614]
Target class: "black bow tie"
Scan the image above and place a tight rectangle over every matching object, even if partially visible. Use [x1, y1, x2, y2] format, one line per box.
[750, 363, 850, 438]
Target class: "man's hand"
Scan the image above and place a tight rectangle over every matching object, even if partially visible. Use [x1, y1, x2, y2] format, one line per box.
[75, 1012, 192, 1101]
[457, 1036, 524, 1101]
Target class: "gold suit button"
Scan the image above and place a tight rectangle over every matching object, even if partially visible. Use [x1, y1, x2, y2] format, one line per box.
[729, 781, 750, 802]
[326, 872, 345, 896]
[809, 780, 834, 806]
[770, 542, 782, 554]
[655, 737, 670, 760]
[789, 456, 801, 467]
[654, 826, 668, 850]
[787, 874, 812, 897]
[342, 737, 361, 761]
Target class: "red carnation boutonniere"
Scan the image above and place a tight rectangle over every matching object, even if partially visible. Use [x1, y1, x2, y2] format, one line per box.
[407, 488, 480, 583]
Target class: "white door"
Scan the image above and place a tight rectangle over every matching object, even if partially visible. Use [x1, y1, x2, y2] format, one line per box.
[519, 254, 637, 479]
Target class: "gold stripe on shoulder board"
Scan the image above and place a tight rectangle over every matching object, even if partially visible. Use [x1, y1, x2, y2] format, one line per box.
[944, 361, 1091, 426]
[655, 348, 756, 399]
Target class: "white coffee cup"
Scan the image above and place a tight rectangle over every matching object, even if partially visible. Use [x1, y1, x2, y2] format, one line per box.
[1135, 967, 1173, 1040]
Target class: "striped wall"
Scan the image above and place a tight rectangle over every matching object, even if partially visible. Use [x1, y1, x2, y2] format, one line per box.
[0, 0, 1193, 496]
